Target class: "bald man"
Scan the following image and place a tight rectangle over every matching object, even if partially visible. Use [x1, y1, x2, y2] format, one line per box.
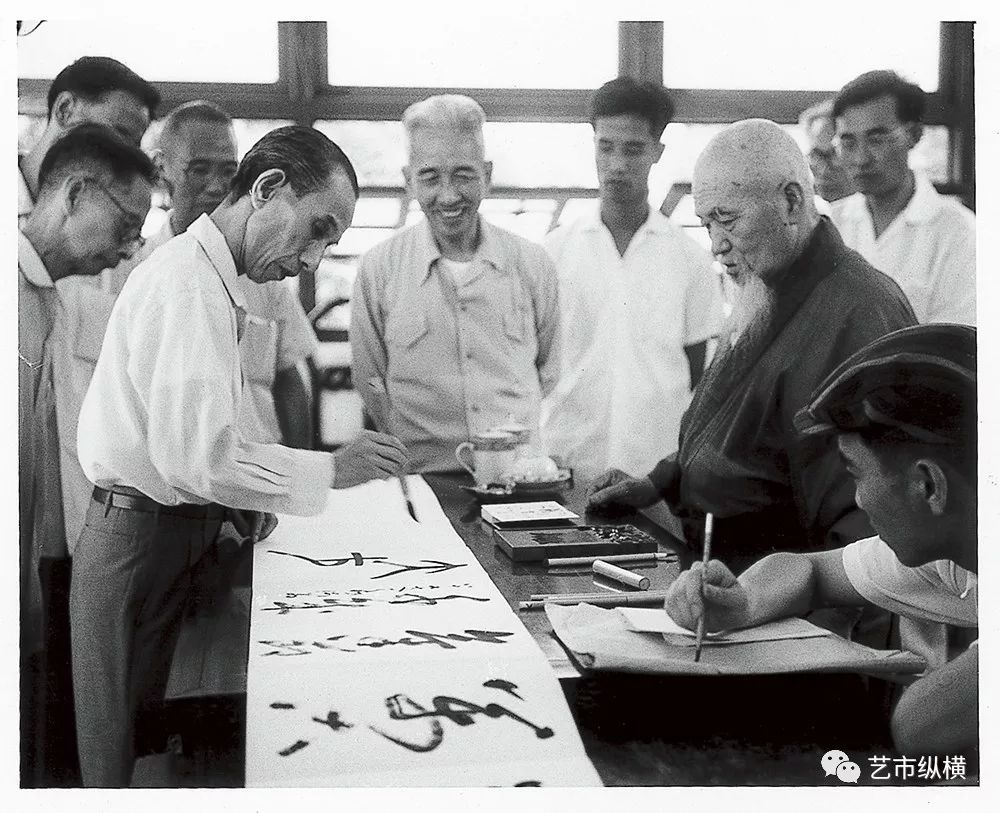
[589, 119, 916, 570]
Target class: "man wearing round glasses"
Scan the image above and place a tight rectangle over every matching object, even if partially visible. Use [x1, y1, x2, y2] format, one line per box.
[831, 70, 976, 325]
[19, 123, 154, 787]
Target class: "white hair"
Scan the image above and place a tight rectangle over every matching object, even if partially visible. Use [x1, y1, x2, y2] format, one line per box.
[695, 118, 816, 202]
[402, 94, 486, 157]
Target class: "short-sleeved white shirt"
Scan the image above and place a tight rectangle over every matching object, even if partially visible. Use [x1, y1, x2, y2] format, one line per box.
[832, 173, 976, 325]
[843, 535, 977, 670]
[540, 207, 723, 479]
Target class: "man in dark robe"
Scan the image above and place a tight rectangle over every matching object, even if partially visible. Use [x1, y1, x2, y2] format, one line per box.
[588, 118, 916, 571]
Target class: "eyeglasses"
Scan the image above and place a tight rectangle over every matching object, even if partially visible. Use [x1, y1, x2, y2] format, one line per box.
[182, 160, 238, 188]
[833, 126, 908, 157]
[85, 178, 146, 255]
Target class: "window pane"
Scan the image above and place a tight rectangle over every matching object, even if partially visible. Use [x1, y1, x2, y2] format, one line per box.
[17, 19, 279, 83]
[327, 16, 615, 88]
[313, 120, 597, 188]
[663, 20, 939, 91]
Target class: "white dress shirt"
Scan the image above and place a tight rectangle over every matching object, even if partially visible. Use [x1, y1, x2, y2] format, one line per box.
[132, 216, 319, 444]
[832, 173, 976, 325]
[540, 207, 723, 480]
[77, 214, 332, 515]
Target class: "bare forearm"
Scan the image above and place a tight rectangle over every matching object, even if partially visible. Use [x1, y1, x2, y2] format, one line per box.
[736, 553, 819, 627]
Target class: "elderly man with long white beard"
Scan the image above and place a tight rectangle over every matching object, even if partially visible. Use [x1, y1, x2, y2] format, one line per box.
[588, 119, 916, 571]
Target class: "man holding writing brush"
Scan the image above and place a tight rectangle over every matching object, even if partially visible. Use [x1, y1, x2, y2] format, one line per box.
[665, 324, 978, 756]
[72, 126, 407, 786]
[587, 119, 915, 571]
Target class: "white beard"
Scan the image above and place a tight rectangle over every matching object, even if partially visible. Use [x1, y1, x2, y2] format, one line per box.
[723, 272, 776, 347]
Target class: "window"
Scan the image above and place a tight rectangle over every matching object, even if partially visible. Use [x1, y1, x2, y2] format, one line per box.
[17, 19, 279, 83]
[327, 16, 615, 88]
[663, 20, 940, 91]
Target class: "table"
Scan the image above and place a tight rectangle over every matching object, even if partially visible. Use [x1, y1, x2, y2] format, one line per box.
[164, 473, 911, 786]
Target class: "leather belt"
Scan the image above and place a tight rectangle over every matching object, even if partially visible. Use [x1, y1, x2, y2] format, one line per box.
[92, 486, 225, 520]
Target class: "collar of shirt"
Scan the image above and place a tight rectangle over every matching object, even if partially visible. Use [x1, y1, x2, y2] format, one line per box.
[415, 215, 508, 284]
[896, 171, 944, 226]
[839, 171, 940, 228]
[187, 212, 248, 311]
[18, 154, 34, 221]
[18, 231, 54, 288]
[581, 204, 668, 240]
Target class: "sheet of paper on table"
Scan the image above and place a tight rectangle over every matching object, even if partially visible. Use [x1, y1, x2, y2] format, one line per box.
[547, 602, 927, 677]
[618, 608, 835, 645]
[246, 476, 601, 788]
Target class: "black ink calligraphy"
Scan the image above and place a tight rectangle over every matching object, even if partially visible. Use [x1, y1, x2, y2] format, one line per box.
[483, 678, 522, 700]
[312, 711, 353, 732]
[278, 740, 309, 757]
[267, 549, 467, 579]
[369, 692, 554, 753]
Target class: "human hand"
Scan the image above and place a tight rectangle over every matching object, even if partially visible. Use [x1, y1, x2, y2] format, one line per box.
[227, 510, 278, 543]
[664, 559, 749, 633]
[333, 430, 408, 488]
[586, 469, 660, 515]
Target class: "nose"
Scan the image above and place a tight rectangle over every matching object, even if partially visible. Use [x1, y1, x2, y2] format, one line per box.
[299, 242, 326, 274]
[708, 223, 731, 257]
[437, 178, 461, 204]
[204, 173, 229, 198]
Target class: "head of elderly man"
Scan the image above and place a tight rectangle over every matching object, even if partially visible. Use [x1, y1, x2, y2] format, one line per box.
[694, 119, 820, 288]
[26, 122, 154, 278]
[402, 94, 493, 260]
[155, 100, 238, 234]
[219, 125, 358, 285]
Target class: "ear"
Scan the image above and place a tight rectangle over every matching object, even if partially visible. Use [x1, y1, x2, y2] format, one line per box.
[653, 141, 665, 163]
[249, 168, 287, 210]
[63, 175, 88, 214]
[151, 150, 172, 194]
[914, 458, 949, 516]
[482, 160, 493, 191]
[51, 91, 79, 128]
[904, 122, 923, 148]
[782, 181, 806, 218]
[402, 164, 413, 191]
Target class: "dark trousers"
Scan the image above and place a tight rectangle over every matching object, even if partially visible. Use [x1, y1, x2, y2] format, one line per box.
[69, 498, 221, 787]
[21, 556, 80, 787]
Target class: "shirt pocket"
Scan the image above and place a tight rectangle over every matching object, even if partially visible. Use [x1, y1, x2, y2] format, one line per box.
[240, 315, 279, 387]
[387, 312, 429, 349]
[504, 310, 527, 344]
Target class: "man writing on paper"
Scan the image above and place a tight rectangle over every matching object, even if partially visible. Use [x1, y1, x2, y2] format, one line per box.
[351, 94, 560, 471]
[72, 126, 407, 786]
[541, 77, 722, 481]
[831, 70, 976, 325]
[665, 324, 978, 756]
[20, 124, 155, 786]
[588, 119, 916, 568]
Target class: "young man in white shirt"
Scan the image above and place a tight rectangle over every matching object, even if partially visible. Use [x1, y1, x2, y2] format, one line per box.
[666, 323, 977, 757]
[830, 70, 976, 325]
[541, 77, 722, 481]
[72, 126, 407, 786]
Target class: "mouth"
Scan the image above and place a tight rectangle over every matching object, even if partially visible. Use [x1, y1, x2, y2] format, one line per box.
[435, 205, 468, 223]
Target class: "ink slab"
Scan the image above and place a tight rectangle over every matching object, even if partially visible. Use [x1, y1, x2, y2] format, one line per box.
[493, 524, 660, 562]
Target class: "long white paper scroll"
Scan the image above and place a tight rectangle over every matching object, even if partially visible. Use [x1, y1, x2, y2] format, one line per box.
[247, 476, 602, 787]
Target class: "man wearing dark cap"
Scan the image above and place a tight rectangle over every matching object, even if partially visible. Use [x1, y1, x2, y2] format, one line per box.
[665, 324, 977, 756]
